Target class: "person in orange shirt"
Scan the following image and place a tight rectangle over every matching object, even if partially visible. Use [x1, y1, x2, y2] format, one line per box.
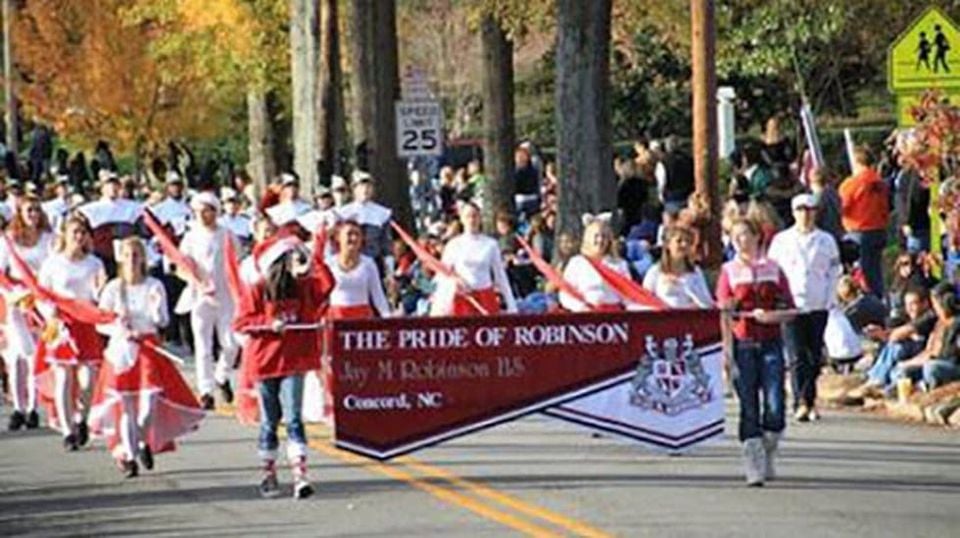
[839, 146, 889, 298]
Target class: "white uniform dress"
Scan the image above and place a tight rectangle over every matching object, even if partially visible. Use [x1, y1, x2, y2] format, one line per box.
[0, 232, 54, 414]
[37, 252, 106, 436]
[558, 254, 633, 312]
[91, 277, 204, 463]
[327, 255, 392, 317]
[302, 255, 391, 424]
[176, 225, 240, 396]
[432, 232, 517, 316]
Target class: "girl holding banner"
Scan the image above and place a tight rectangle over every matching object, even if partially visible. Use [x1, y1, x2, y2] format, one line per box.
[233, 233, 333, 499]
[36, 215, 107, 450]
[0, 195, 55, 431]
[558, 214, 635, 312]
[432, 202, 517, 316]
[304, 219, 391, 424]
[326, 220, 392, 320]
[642, 226, 714, 309]
[90, 238, 204, 478]
[715, 218, 795, 487]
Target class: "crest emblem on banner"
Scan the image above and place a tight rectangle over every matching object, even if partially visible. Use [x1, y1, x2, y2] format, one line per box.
[630, 334, 712, 415]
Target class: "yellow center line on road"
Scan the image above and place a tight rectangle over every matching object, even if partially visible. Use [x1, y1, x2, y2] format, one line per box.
[213, 407, 566, 536]
[397, 456, 613, 538]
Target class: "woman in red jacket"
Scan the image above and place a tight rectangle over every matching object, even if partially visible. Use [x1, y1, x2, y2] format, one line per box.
[234, 233, 333, 500]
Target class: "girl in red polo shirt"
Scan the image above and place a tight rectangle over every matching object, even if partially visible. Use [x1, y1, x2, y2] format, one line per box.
[716, 217, 795, 487]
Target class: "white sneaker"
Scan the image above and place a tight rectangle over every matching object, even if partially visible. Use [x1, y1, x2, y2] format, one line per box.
[293, 478, 314, 500]
[742, 438, 766, 487]
[808, 408, 821, 421]
[762, 432, 781, 481]
[259, 473, 281, 499]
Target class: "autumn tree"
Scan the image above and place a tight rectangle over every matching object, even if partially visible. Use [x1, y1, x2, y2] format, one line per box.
[124, 0, 289, 191]
[13, 0, 224, 164]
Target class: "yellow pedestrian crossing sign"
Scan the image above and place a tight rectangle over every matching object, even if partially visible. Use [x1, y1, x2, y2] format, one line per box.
[889, 7, 960, 92]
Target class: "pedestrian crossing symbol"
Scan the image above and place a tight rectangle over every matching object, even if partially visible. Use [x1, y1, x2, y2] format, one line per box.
[889, 7, 960, 92]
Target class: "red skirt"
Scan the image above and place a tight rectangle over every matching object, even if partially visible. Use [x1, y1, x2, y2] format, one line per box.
[593, 303, 624, 313]
[89, 336, 204, 458]
[452, 288, 501, 317]
[328, 304, 375, 320]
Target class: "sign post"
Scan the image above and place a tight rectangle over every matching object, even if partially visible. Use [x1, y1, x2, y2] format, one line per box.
[888, 6, 960, 263]
[396, 66, 444, 159]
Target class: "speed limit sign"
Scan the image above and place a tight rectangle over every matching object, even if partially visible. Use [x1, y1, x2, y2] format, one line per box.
[395, 100, 444, 158]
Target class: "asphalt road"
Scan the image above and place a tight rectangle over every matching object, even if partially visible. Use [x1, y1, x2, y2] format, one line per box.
[1, 400, 958, 537]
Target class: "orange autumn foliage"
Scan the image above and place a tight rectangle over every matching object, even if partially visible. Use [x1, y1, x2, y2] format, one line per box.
[12, 0, 232, 154]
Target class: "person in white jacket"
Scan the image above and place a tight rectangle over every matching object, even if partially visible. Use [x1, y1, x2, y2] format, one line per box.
[176, 192, 240, 410]
[432, 202, 517, 316]
[767, 193, 841, 422]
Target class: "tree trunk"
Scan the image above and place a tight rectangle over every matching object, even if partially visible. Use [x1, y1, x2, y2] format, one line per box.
[350, 0, 412, 229]
[3, 0, 18, 156]
[247, 88, 278, 200]
[690, 0, 722, 268]
[555, 0, 614, 240]
[317, 0, 346, 184]
[480, 14, 516, 232]
[290, 0, 319, 198]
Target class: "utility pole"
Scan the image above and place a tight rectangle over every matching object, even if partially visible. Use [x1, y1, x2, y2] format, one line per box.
[3, 0, 17, 156]
[690, 0, 721, 268]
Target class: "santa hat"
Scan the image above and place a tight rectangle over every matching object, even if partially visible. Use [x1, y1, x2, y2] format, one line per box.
[253, 234, 306, 276]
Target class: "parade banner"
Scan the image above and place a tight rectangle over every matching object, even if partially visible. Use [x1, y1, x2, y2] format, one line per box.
[331, 310, 724, 460]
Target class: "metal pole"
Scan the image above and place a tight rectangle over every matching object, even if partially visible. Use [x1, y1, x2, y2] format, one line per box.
[3, 0, 17, 156]
[691, 0, 721, 268]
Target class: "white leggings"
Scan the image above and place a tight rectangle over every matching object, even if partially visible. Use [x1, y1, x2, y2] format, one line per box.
[191, 301, 239, 395]
[4, 353, 36, 413]
[4, 308, 37, 413]
[52, 364, 98, 437]
[117, 393, 156, 461]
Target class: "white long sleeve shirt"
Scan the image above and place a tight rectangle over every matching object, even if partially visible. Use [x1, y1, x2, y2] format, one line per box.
[98, 277, 169, 336]
[641, 264, 714, 309]
[559, 255, 633, 312]
[767, 226, 841, 311]
[0, 232, 54, 280]
[38, 253, 105, 302]
[440, 232, 517, 313]
[328, 255, 391, 317]
[176, 225, 237, 311]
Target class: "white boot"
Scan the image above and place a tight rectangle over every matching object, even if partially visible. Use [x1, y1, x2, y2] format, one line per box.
[742, 438, 766, 487]
[762, 431, 781, 481]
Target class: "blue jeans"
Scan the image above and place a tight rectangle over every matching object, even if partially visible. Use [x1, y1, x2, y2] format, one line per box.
[891, 360, 960, 390]
[732, 340, 786, 442]
[258, 375, 307, 459]
[846, 229, 887, 297]
[922, 360, 960, 388]
[867, 340, 922, 386]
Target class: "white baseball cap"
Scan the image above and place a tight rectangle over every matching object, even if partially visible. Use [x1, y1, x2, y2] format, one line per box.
[791, 193, 818, 211]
